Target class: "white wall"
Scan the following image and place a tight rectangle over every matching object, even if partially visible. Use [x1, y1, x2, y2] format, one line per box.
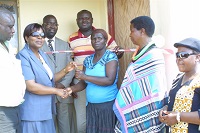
[18, 0, 108, 49]
[150, 0, 200, 88]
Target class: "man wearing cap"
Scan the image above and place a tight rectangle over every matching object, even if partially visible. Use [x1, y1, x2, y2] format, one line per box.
[159, 37, 200, 133]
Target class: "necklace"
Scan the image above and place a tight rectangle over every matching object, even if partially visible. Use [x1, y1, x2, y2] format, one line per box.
[132, 42, 153, 61]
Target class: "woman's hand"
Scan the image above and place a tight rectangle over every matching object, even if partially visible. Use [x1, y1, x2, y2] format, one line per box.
[55, 88, 72, 98]
[65, 61, 77, 73]
[75, 69, 85, 80]
[159, 106, 179, 126]
[159, 105, 168, 123]
[65, 87, 72, 96]
[162, 111, 178, 126]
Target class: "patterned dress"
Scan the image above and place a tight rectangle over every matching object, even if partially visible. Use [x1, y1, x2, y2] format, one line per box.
[113, 46, 168, 133]
[168, 73, 200, 133]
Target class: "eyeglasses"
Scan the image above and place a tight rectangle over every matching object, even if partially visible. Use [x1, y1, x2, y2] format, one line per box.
[44, 23, 59, 28]
[30, 32, 45, 38]
[176, 52, 196, 59]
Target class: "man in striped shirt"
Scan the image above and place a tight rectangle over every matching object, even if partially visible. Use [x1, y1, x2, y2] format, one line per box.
[68, 9, 123, 133]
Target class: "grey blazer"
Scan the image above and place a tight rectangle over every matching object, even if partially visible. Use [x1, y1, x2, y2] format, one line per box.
[41, 37, 74, 103]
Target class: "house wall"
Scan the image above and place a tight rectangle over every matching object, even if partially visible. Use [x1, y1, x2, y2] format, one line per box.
[18, 0, 108, 49]
[150, 0, 200, 88]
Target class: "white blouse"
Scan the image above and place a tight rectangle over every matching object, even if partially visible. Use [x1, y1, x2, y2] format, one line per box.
[39, 54, 53, 80]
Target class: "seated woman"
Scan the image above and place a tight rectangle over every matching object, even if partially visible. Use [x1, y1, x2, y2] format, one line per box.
[16, 23, 76, 133]
[69, 29, 119, 133]
[159, 38, 200, 133]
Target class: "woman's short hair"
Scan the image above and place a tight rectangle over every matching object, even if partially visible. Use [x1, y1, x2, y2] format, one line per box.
[91, 29, 108, 41]
[130, 16, 155, 37]
[23, 23, 45, 43]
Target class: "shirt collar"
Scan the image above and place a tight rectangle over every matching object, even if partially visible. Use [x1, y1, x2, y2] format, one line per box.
[45, 37, 56, 50]
[77, 26, 96, 38]
[45, 37, 55, 43]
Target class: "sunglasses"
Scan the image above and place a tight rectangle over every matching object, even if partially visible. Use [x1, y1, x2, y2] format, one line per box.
[30, 32, 45, 38]
[176, 52, 196, 59]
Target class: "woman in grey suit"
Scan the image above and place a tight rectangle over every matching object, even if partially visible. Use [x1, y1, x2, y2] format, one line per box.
[16, 23, 76, 133]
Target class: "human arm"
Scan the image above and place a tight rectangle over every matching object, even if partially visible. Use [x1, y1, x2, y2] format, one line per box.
[16, 50, 71, 98]
[69, 80, 87, 93]
[159, 104, 200, 126]
[64, 65, 87, 93]
[75, 60, 118, 86]
[55, 82, 65, 89]
[25, 80, 71, 98]
[55, 41, 76, 98]
[57, 46, 75, 87]
[161, 110, 200, 126]
[178, 111, 200, 125]
[54, 61, 76, 82]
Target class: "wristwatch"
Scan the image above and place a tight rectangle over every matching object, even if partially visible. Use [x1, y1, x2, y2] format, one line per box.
[176, 112, 180, 123]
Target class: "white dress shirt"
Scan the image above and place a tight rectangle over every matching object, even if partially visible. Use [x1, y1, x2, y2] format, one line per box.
[0, 42, 26, 107]
[45, 37, 55, 51]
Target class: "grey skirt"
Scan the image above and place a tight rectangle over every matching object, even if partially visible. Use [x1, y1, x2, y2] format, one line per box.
[86, 100, 116, 133]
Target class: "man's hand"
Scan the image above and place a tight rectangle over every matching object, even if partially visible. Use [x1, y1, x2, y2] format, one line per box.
[113, 46, 124, 59]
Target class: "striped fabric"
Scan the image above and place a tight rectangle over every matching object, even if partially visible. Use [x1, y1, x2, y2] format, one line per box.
[68, 27, 117, 70]
[113, 48, 168, 133]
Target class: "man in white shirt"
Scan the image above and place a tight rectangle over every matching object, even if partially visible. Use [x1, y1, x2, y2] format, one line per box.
[0, 7, 26, 133]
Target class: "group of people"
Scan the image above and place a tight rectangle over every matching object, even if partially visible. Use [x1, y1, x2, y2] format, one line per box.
[1, 6, 200, 133]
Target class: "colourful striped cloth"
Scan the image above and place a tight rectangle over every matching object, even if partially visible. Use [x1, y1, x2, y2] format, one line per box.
[113, 47, 168, 133]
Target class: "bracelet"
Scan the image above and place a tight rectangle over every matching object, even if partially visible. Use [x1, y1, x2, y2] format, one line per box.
[63, 68, 68, 74]
[176, 112, 180, 123]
